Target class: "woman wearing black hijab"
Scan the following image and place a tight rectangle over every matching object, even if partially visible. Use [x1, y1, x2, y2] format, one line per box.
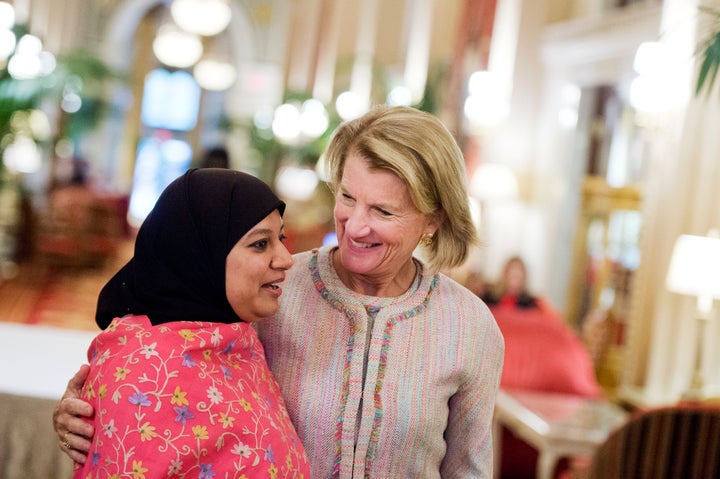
[71, 169, 310, 479]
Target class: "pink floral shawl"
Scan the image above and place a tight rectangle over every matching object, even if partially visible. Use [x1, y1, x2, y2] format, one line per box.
[73, 315, 309, 479]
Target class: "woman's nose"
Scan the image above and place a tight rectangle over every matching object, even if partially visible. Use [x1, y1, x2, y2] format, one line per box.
[343, 208, 371, 237]
[273, 244, 294, 270]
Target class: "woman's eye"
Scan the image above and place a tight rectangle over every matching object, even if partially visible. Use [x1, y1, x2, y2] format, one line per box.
[251, 239, 268, 250]
[377, 208, 393, 217]
[279, 234, 287, 242]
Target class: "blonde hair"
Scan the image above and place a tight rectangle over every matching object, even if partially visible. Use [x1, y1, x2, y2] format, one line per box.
[324, 105, 478, 273]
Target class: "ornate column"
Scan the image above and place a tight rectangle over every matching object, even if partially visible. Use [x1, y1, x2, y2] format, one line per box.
[348, 0, 379, 113]
[286, 0, 323, 93]
[312, 0, 344, 104]
[403, 0, 433, 104]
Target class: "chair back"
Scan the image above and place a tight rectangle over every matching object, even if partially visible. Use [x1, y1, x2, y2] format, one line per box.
[587, 403, 720, 479]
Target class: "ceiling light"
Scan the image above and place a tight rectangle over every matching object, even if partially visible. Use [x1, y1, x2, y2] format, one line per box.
[193, 58, 236, 91]
[152, 24, 203, 68]
[171, 0, 231, 36]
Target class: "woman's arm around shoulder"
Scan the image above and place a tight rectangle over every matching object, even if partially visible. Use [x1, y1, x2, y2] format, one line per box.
[52, 364, 95, 464]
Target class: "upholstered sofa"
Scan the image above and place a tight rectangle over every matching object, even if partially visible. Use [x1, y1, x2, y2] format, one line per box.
[493, 304, 602, 479]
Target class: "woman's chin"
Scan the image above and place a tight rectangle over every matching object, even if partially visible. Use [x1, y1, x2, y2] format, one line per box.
[234, 304, 279, 323]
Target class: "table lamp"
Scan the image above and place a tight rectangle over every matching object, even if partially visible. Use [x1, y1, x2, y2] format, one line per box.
[665, 230, 720, 400]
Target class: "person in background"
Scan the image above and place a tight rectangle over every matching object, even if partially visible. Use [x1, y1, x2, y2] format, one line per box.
[68, 168, 309, 478]
[483, 256, 537, 308]
[199, 146, 231, 169]
[55, 105, 505, 478]
[486, 255, 600, 478]
[483, 255, 562, 323]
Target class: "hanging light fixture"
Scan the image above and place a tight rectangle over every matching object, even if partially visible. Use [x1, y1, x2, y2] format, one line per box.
[299, 98, 329, 139]
[335, 90, 363, 121]
[7, 34, 55, 80]
[194, 58, 236, 91]
[272, 102, 301, 144]
[0, 1, 14, 30]
[152, 23, 203, 68]
[192, 33, 236, 91]
[463, 70, 508, 130]
[274, 165, 319, 202]
[171, 0, 232, 37]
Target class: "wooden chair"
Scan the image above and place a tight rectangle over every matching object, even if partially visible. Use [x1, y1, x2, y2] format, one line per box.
[576, 402, 720, 479]
[36, 187, 124, 267]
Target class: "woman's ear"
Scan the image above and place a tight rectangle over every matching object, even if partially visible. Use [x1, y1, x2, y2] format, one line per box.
[427, 210, 446, 235]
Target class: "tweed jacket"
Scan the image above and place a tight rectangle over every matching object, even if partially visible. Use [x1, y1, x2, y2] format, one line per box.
[255, 246, 505, 478]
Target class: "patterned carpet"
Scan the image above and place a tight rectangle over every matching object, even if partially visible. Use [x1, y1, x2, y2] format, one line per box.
[0, 238, 133, 331]
[23, 267, 107, 331]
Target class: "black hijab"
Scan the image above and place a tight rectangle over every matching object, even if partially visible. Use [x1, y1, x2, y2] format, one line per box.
[96, 168, 285, 329]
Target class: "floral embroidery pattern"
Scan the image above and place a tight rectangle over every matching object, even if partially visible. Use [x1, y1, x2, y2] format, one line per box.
[74, 315, 309, 479]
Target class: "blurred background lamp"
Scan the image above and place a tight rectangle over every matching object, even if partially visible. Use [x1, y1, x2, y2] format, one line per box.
[152, 25, 203, 68]
[272, 103, 301, 144]
[464, 70, 509, 128]
[28, 109, 51, 140]
[666, 231, 720, 311]
[194, 59, 237, 91]
[7, 34, 47, 79]
[470, 162, 518, 202]
[665, 230, 720, 400]
[3, 135, 42, 174]
[8, 52, 40, 79]
[335, 90, 363, 121]
[171, 0, 231, 36]
[633, 41, 662, 76]
[252, 105, 274, 131]
[299, 98, 329, 139]
[0, 1, 15, 30]
[387, 85, 412, 107]
[274, 165, 319, 202]
[0, 29, 16, 60]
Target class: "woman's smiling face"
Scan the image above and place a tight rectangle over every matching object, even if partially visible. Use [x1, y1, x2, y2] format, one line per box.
[225, 209, 293, 322]
[333, 154, 436, 286]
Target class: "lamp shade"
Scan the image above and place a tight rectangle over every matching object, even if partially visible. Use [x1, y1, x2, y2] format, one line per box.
[665, 233, 720, 302]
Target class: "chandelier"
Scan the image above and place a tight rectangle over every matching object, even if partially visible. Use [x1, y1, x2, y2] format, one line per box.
[171, 0, 231, 37]
[152, 23, 203, 69]
[152, 0, 236, 91]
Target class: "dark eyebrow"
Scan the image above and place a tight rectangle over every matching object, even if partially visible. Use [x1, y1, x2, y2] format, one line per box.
[247, 228, 273, 237]
[245, 224, 285, 239]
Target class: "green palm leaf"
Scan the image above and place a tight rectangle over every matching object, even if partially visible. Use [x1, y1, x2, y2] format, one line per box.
[696, 6, 720, 97]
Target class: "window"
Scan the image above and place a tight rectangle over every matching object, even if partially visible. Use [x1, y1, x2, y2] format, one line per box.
[127, 69, 200, 227]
